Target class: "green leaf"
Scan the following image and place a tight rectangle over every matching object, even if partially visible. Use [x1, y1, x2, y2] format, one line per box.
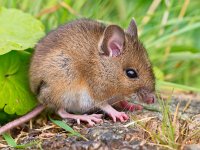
[153, 67, 164, 80]
[2, 133, 17, 147]
[0, 7, 45, 55]
[0, 110, 17, 124]
[49, 116, 88, 141]
[0, 51, 37, 115]
[2, 133, 38, 149]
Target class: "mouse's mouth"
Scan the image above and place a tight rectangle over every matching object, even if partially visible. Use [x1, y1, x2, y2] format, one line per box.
[128, 89, 156, 104]
[137, 89, 156, 104]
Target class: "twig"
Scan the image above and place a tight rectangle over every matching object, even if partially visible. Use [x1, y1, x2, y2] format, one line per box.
[124, 117, 156, 127]
[59, 1, 81, 17]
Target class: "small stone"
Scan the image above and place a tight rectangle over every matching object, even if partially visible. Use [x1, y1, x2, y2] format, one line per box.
[88, 141, 101, 150]
[183, 144, 200, 150]
[124, 134, 132, 141]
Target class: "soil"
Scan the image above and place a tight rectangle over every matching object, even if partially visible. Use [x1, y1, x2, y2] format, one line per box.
[0, 92, 199, 150]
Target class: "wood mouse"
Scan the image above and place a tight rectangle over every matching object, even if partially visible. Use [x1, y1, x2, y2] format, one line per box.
[0, 18, 155, 134]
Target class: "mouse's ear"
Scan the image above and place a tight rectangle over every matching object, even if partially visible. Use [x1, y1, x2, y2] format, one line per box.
[100, 25, 125, 57]
[127, 18, 138, 38]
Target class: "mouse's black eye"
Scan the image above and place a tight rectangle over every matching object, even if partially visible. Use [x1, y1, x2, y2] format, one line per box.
[126, 69, 138, 78]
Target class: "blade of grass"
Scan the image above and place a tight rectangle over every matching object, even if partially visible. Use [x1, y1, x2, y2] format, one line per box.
[158, 96, 177, 148]
[124, 117, 156, 127]
[129, 114, 176, 149]
[59, 1, 81, 17]
[172, 102, 180, 126]
[182, 99, 192, 113]
[48, 116, 88, 141]
[168, 52, 200, 61]
[2, 133, 38, 149]
[140, 16, 200, 36]
[2, 133, 17, 147]
[146, 22, 200, 48]
[157, 80, 200, 92]
[132, 101, 161, 112]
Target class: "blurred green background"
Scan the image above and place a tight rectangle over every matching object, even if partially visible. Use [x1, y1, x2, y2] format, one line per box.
[1, 0, 200, 89]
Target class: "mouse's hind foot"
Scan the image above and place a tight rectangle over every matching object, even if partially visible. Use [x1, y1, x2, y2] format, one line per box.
[57, 108, 103, 126]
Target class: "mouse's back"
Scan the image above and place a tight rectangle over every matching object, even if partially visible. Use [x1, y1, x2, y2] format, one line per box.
[34, 19, 106, 57]
[29, 19, 106, 95]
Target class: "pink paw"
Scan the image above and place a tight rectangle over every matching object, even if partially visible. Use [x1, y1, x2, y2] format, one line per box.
[76, 114, 103, 126]
[108, 111, 129, 122]
[57, 108, 103, 126]
[100, 104, 129, 123]
[127, 104, 143, 111]
[145, 96, 155, 104]
[120, 101, 143, 112]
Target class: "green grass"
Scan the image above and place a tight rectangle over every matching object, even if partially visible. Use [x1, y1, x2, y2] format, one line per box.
[129, 96, 200, 150]
[2, 133, 40, 149]
[49, 116, 88, 141]
[1, 0, 199, 90]
[2, 117, 87, 149]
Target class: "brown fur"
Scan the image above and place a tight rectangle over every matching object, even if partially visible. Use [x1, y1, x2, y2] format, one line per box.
[29, 18, 155, 113]
[0, 18, 155, 134]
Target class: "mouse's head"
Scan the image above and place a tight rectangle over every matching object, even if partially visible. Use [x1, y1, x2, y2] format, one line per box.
[99, 19, 155, 104]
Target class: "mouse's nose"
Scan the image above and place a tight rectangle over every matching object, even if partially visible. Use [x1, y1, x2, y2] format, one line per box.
[137, 88, 156, 104]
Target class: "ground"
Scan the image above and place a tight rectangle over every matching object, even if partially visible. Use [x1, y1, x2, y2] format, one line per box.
[0, 92, 199, 150]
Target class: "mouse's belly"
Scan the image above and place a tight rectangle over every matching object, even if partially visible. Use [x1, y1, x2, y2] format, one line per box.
[61, 89, 95, 114]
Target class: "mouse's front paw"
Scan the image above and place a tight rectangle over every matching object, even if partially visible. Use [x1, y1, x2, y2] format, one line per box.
[100, 104, 129, 122]
[120, 100, 143, 111]
[108, 111, 129, 122]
